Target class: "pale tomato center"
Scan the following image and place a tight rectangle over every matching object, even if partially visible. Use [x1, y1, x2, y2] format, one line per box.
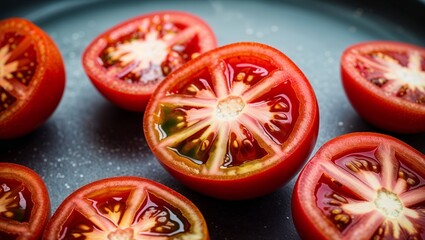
[216, 96, 245, 120]
[374, 188, 403, 219]
[107, 228, 134, 240]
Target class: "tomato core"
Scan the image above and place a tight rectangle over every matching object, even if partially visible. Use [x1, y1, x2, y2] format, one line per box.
[374, 189, 403, 219]
[216, 96, 245, 120]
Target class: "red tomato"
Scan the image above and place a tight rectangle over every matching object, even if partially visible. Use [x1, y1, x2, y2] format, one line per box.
[292, 132, 425, 240]
[341, 41, 425, 133]
[144, 42, 319, 200]
[82, 11, 217, 112]
[0, 18, 65, 139]
[0, 162, 50, 239]
[43, 176, 209, 239]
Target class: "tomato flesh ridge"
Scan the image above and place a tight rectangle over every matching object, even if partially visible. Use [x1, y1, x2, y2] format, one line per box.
[315, 146, 425, 239]
[0, 32, 37, 113]
[154, 57, 298, 170]
[355, 50, 425, 104]
[100, 15, 201, 85]
[59, 189, 190, 239]
[0, 179, 33, 223]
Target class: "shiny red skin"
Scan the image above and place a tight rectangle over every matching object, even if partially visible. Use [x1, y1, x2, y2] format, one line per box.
[144, 42, 319, 200]
[341, 41, 425, 133]
[0, 18, 65, 139]
[0, 162, 50, 240]
[82, 11, 217, 112]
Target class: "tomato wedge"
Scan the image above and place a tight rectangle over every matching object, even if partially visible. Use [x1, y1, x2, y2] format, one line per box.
[43, 177, 209, 239]
[292, 132, 425, 240]
[82, 11, 217, 112]
[0, 162, 50, 239]
[0, 18, 65, 139]
[144, 42, 319, 200]
[341, 41, 425, 133]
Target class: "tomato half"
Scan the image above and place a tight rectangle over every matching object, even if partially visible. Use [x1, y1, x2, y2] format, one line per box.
[0, 162, 50, 239]
[43, 177, 209, 239]
[82, 11, 217, 112]
[143, 42, 319, 200]
[341, 41, 425, 133]
[0, 18, 65, 139]
[292, 132, 425, 240]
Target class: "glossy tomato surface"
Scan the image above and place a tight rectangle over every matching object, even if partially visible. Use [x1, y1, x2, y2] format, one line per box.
[0, 162, 50, 240]
[82, 11, 217, 112]
[144, 42, 319, 200]
[292, 132, 425, 240]
[43, 176, 209, 240]
[341, 41, 425, 133]
[0, 18, 65, 139]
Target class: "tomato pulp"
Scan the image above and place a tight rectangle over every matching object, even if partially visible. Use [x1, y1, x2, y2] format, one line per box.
[0, 163, 50, 239]
[82, 11, 217, 112]
[144, 42, 319, 200]
[293, 132, 425, 240]
[0, 18, 65, 139]
[43, 177, 209, 239]
[341, 41, 425, 133]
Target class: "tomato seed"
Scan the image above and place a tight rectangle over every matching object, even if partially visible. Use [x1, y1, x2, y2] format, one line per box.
[398, 171, 406, 179]
[236, 72, 246, 81]
[345, 162, 359, 172]
[232, 140, 239, 149]
[3, 211, 14, 218]
[331, 208, 342, 214]
[406, 178, 416, 186]
[78, 224, 90, 231]
[332, 193, 348, 203]
[246, 75, 254, 82]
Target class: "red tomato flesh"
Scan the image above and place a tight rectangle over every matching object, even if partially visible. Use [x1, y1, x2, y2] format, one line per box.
[0, 163, 50, 240]
[83, 11, 217, 112]
[0, 18, 65, 139]
[144, 42, 319, 200]
[43, 177, 209, 239]
[293, 132, 425, 240]
[341, 41, 425, 133]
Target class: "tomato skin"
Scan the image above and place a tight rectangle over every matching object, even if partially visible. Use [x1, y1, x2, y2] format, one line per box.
[43, 176, 209, 240]
[82, 11, 217, 112]
[144, 42, 319, 200]
[341, 41, 425, 133]
[292, 132, 425, 240]
[0, 162, 50, 240]
[0, 18, 65, 139]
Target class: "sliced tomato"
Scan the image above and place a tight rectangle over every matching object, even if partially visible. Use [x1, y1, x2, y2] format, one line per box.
[82, 11, 217, 112]
[0, 18, 65, 139]
[43, 177, 209, 239]
[143, 42, 319, 200]
[341, 41, 425, 133]
[292, 132, 425, 240]
[0, 162, 50, 239]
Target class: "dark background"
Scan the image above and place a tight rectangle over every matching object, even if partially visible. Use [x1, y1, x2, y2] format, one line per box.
[1, 0, 424, 239]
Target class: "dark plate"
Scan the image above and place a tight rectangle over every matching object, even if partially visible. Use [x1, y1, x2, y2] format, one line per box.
[1, 0, 424, 239]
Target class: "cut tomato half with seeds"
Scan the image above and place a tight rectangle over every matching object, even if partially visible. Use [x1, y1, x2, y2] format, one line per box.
[341, 41, 425, 133]
[143, 42, 319, 200]
[43, 177, 208, 239]
[82, 11, 217, 112]
[292, 132, 425, 240]
[0, 18, 65, 139]
[0, 162, 50, 239]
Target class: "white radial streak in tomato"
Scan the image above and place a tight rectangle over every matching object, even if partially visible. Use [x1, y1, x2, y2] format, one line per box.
[320, 161, 376, 201]
[383, 51, 425, 92]
[185, 107, 215, 126]
[0, 45, 19, 93]
[75, 198, 117, 232]
[377, 145, 398, 190]
[399, 186, 425, 208]
[393, 178, 408, 195]
[166, 25, 198, 47]
[119, 187, 145, 228]
[343, 201, 376, 215]
[158, 117, 214, 148]
[108, 30, 169, 83]
[160, 95, 216, 109]
[203, 122, 229, 173]
[210, 59, 230, 99]
[231, 81, 250, 97]
[242, 70, 286, 102]
[355, 54, 391, 72]
[343, 211, 385, 240]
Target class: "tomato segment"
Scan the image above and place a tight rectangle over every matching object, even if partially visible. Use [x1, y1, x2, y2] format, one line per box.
[83, 11, 217, 112]
[144, 42, 319, 199]
[293, 133, 425, 240]
[0, 163, 50, 240]
[341, 41, 425, 133]
[0, 18, 65, 139]
[43, 177, 208, 240]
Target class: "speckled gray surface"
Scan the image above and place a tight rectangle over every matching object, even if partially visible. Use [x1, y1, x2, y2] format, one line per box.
[1, 0, 424, 239]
